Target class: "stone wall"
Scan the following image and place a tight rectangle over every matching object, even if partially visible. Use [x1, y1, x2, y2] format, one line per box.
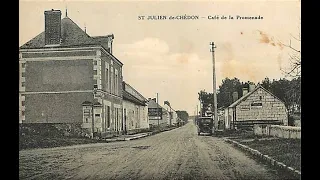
[254, 124, 301, 139]
[19, 123, 92, 138]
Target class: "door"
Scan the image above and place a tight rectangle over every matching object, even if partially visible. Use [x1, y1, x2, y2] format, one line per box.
[124, 108, 127, 134]
[107, 106, 110, 129]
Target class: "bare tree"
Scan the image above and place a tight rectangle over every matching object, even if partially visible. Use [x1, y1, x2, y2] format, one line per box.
[280, 22, 301, 78]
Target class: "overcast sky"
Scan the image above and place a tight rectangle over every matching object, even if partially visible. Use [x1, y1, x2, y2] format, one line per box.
[19, 0, 301, 115]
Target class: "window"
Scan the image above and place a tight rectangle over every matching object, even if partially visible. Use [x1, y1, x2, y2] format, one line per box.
[93, 60, 97, 65]
[259, 96, 262, 100]
[111, 68, 114, 94]
[107, 106, 110, 128]
[21, 82, 25, 87]
[21, 111, 25, 116]
[94, 79, 98, 89]
[105, 63, 109, 91]
[114, 71, 116, 95]
[93, 70, 97, 75]
[21, 101, 25, 106]
[95, 114, 100, 117]
[21, 63, 25, 68]
[21, 72, 25, 77]
[115, 74, 118, 95]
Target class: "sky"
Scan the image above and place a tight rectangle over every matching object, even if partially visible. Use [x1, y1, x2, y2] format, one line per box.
[19, 0, 301, 115]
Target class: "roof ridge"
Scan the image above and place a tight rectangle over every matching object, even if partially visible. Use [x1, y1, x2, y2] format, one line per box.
[228, 86, 260, 108]
[227, 84, 285, 108]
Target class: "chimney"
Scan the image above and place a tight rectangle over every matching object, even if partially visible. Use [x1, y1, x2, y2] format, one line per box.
[44, 9, 62, 45]
[249, 84, 256, 92]
[232, 92, 238, 102]
[242, 87, 249, 96]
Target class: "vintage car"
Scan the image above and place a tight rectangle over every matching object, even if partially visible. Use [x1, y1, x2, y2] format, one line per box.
[196, 117, 214, 135]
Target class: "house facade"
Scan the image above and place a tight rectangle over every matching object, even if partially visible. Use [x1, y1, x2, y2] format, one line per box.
[147, 98, 169, 127]
[122, 82, 149, 133]
[19, 10, 123, 136]
[163, 104, 178, 126]
[224, 85, 288, 129]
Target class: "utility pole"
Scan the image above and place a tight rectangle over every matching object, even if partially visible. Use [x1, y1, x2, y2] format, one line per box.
[157, 93, 159, 127]
[199, 100, 202, 117]
[196, 105, 198, 117]
[210, 42, 218, 131]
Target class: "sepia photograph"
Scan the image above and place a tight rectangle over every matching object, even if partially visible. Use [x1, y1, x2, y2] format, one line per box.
[19, 0, 301, 179]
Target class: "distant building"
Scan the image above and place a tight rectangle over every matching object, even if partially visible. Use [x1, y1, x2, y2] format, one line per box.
[19, 9, 123, 136]
[122, 82, 149, 133]
[224, 84, 288, 129]
[163, 103, 178, 126]
[147, 98, 169, 127]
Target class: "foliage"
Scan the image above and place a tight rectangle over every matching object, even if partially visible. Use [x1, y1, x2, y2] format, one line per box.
[198, 90, 214, 115]
[176, 110, 189, 122]
[216, 78, 244, 108]
[260, 77, 301, 113]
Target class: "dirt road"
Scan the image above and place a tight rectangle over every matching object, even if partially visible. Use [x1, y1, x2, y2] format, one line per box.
[19, 121, 290, 180]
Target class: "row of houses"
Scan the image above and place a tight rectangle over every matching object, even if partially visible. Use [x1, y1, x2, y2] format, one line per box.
[19, 9, 179, 137]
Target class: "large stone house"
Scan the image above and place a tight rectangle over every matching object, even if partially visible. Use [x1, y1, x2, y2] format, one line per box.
[224, 84, 288, 129]
[122, 82, 149, 134]
[19, 9, 123, 136]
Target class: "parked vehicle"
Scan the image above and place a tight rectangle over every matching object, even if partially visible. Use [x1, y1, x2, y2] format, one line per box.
[196, 117, 214, 136]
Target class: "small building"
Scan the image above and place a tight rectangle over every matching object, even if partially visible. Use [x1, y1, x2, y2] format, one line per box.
[224, 84, 288, 130]
[19, 9, 123, 136]
[147, 98, 169, 127]
[122, 82, 149, 134]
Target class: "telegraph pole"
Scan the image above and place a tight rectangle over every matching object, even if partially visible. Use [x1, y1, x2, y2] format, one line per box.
[210, 42, 218, 131]
[157, 93, 159, 127]
[196, 105, 198, 117]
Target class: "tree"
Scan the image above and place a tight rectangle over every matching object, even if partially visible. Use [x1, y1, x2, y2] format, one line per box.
[259, 77, 301, 113]
[280, 24, 301, 78]
[216, 77, 243, 108]
[198, 90, 214, 115]
[261, 77, 272, 91]
[285, 77, 301, 113]
[176, 110, 189, 122]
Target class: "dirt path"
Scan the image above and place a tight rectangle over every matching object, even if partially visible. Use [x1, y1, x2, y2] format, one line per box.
[19, 121, 289, 180]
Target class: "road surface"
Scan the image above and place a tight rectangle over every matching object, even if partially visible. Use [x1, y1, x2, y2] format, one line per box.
[19, 120, 290, 180]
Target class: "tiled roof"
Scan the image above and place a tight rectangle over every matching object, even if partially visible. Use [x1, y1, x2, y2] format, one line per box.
[123, 90, 147, 106]
[147, 99, 168, 113]
[20, 17, 110, 49]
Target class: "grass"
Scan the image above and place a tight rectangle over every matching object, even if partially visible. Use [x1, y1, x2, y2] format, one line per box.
[217, 129, 301, 171]
[240, 138, 301, 171]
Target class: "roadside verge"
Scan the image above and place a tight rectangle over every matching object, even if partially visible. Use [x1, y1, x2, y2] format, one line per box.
[103, 126, 178, 142]
[224, 138, 301, 179]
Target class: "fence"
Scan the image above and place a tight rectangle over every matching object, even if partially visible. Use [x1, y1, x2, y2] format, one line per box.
[254, 124, 301, 139]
